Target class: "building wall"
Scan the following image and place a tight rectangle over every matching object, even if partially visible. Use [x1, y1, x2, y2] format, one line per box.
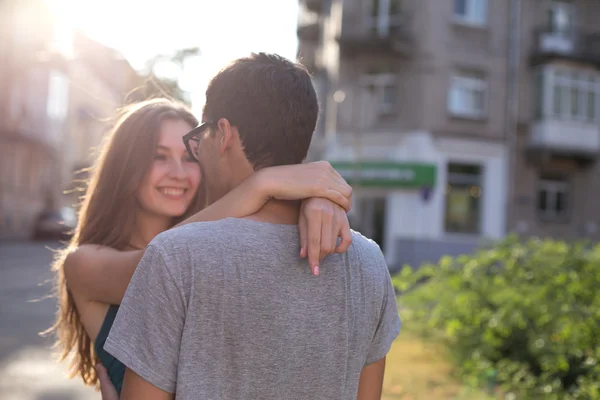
[511, 0, 600, 241]
[512, 129, 600, 241]
[301, 0, 510, 267]
[323, 0, 511, 142]
[60, 59, 125, 208]
[0, 138, 57, 239]
[298, 0, 600, 267]
[325, 131, 506, 269]
[419, 0, 509, 140]
[0, 0, 60, 239]
[390, 135, 506, 268]
[0, 0, 138, 240]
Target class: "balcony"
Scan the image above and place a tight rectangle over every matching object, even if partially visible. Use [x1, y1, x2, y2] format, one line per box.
[304, 0, 325, 14]
[527, 119, 600, 164]
[528, 65, 600, 164]
[297, 21, 320, 42]
[531, 27, 600, 67]
[297, 47, 317, 73]
[337, 14, 413, 57]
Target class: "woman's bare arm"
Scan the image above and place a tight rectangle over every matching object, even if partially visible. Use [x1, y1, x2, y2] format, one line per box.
[63, 246, 142, 305]
[357, 358, 386, 400]
[63, 172, 277, 305]
[64, 161, 352, 305]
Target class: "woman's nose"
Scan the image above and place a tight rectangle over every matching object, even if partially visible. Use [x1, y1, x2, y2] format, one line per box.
[169, 159, 187, 179]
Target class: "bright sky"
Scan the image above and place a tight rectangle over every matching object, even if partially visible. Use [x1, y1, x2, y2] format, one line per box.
[44, 0, 300, 114]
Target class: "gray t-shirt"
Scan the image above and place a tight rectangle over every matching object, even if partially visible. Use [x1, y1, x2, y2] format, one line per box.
[105, 218, 401, 399]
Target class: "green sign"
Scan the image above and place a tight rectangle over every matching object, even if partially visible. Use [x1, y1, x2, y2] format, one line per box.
[330, 161, 437, 188]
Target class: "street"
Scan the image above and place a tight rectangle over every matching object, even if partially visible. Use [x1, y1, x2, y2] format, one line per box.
[0, 241, 96, 400]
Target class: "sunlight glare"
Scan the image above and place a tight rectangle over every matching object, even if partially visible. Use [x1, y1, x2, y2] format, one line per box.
[43, 0, 300, 112]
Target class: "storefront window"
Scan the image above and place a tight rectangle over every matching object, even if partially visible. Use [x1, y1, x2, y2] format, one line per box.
[444, 163, 482, 234]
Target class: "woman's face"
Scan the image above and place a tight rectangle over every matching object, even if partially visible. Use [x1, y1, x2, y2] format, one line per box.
[136, 119, 201, 218]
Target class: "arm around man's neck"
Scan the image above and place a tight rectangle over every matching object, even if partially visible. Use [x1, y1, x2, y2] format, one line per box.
[357, 357, 386, 400]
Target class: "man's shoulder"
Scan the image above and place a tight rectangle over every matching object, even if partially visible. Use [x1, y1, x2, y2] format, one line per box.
[143, 222, 237, 274]
[340, 230, 393, 283]
[151, 219, 236, 247]
[343, 230, 387, 272]
[349, 230, 384, 259]
[148, 219, 253, 260]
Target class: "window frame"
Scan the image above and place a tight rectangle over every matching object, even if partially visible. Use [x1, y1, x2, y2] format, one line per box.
[536, 65, 600, 124]
[453, 0, 488, 27]
[361, 73, 398, 117]
[448, 71, 487, 119]
[537, 174, 571, 222]
[444, 162, 484, 235]
[47, 69, 70, 121]
[365, 0, 404, 37]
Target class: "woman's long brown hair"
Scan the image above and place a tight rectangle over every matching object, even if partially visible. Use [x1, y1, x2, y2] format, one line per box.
[44, 98, 203, 386]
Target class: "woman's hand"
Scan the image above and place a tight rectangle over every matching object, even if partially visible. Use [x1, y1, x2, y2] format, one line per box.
[96, 363, 119, 400]
[299, 198, 352, 275]
[256, 161, 353, 212]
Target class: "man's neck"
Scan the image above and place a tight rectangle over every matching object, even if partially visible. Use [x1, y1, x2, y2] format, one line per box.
[244, 199, 300, 225]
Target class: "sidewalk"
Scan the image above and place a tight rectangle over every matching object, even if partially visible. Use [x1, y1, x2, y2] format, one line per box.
[0, 240, 96, 400]
[0, 347, 96, 400]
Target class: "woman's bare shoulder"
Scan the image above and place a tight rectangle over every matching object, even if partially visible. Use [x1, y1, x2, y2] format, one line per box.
[63, 245, 117, 280]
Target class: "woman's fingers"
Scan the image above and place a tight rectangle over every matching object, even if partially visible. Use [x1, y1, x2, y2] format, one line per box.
[306, 208, 323, 276]
[319, 204, 335, 263]
[299, 212, 308, 260]
[335, 213, 352, 253]
[96, 363, 119, 400]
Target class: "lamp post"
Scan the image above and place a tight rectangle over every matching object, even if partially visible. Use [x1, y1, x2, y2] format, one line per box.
[331, 84, 366, 234]
[505, 0, 522, 235]
[332, 85, 365, 186]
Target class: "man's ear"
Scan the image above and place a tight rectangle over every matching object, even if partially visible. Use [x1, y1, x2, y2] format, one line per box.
[216, 118, 235, 155]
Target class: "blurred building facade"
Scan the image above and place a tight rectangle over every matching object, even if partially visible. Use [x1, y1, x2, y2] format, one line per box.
[0, 0, 139, 240]
[298, 0, 600, 269]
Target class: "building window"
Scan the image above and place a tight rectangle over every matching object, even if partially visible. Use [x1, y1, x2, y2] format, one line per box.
[362, 73, 397, 116]
[444, 163, 482, 234]
[0, 145, 12, 187]
[448, 71, 487, 119]
[537, 175, 570, 220]
[453, 0, 488, 26]
[9, 78, 25, 121]
[13, 146, 23, 191]
[537, 66, 599, 123]
[47, 70, 69, 121]
[533, 70, 544, 120]
[27, 152, 37, 194]
[381, 84, 397, 114]
[547, 0, 574, 33]
[25, 67, 48, 126]
[367, 0, 403, 37]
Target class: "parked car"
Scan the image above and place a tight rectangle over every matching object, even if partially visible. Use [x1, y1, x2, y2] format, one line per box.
[32, 207, 77, 240]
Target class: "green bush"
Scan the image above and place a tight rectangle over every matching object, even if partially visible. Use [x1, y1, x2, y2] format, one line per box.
[394, 236, 600, 399]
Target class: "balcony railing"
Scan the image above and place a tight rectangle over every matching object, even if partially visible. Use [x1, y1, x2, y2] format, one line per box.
[528, 118, 600, 163]
[304, 0, 325, 14]
[531, 27, 600, 67]
[297, 21, 320, 42]
[337, 13, 413, 57]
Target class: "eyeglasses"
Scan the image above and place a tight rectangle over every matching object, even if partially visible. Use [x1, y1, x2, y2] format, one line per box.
[183, 122, 213, 162]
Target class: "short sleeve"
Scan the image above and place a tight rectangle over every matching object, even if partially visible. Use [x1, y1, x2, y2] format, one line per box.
[104, 244, 185, 393]
[365, 269, 402, 365]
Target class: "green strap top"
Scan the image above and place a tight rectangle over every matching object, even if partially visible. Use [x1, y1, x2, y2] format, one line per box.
[94, 305, 125, 395]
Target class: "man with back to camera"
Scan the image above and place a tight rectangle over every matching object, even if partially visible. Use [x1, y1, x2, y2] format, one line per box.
[103, 52, 402, 400]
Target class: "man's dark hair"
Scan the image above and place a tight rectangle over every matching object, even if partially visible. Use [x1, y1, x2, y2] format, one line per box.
[203, 52, 318, 170]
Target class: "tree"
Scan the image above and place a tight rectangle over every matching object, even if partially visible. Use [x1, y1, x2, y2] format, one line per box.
[129, 47, 200, 106]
